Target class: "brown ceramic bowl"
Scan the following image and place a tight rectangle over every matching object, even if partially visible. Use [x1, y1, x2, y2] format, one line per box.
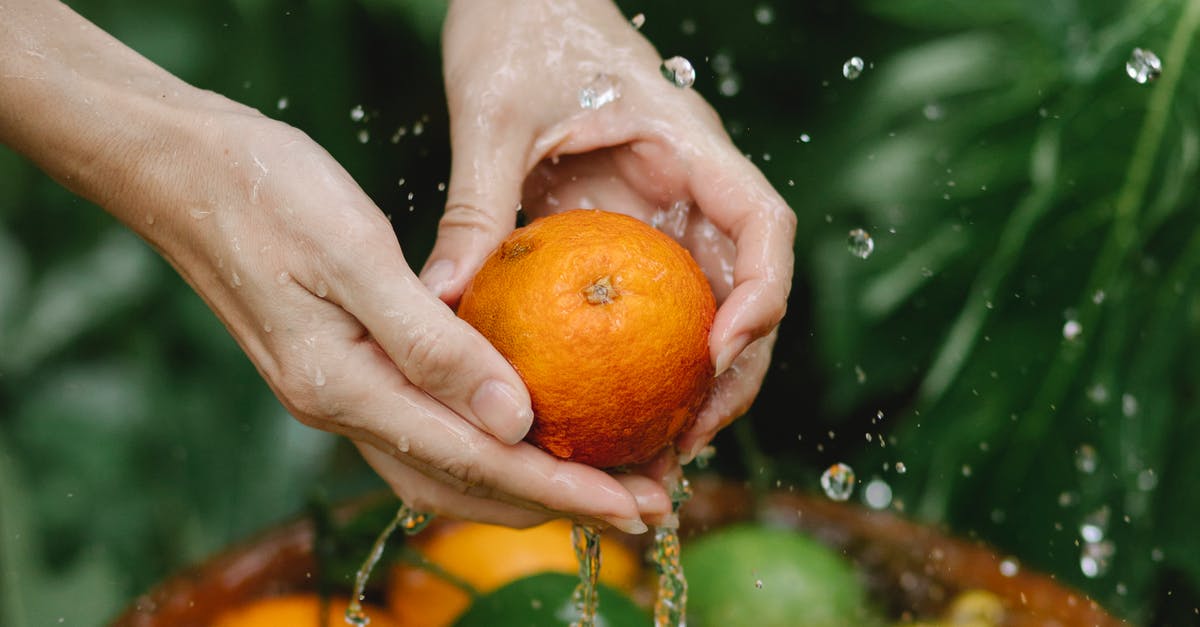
[112, 478, 1125, 626]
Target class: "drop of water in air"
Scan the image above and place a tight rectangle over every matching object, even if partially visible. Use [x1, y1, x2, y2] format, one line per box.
[895, 461, 907, 474]
[1137, 468, 1158, 491]
[356, 129, 369, 144]
[999, 557, 1020, 577]
[1122, 393, 1139, 417]
[1080, 508, 1109, 543]
[579, 73, 621, 110]
[799, 133, 811, 143]
[863, 479, 892, 509]
[1126, 48, 1162, 84]
[1087, 383, 1110, 404]
[820, 463, 856, 501]
[1062, 319, 1082, 341]
[1075, 444, 1097, 474]
[350, 104, 365, 122]
[1080, 540, 1114, 578]
[276, 97, 289, 110]
[661, 56, 696, 88]
[847, 228, 874, 259]
[631, 13, 645, 29]
[842, 56, 865, 80]
[754, 5, 774, 25]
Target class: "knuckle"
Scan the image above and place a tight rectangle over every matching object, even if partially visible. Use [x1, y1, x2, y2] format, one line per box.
[398, 325, 456, 387]
[438, 201, 506, 236]
[440, 454, 486, 492]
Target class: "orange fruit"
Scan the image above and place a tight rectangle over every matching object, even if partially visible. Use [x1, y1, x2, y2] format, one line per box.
[457, 209, 716, 468]
[211, 594, 397, 627]
[386, 519, 641, 627]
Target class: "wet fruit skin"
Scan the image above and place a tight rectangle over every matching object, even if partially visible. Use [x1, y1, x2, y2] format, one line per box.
[386, 519, 641, 627]
[457, 209, 716, 468]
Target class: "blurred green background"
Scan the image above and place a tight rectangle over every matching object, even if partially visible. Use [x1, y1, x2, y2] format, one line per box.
[1, 0, 1198, 624]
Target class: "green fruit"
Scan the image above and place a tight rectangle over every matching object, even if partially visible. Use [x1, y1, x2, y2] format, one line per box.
[682, 524, 882, 627]
[453, 572, 650, 627]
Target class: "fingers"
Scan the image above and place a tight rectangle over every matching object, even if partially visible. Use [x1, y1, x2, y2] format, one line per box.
[690, 150, 796, 375]
[419, 126, 529, 304]
[321, 337, 648, 533]
[329, 237, 533, 446]
[677, 331, 777, 464]
[355, 441, 553, 528]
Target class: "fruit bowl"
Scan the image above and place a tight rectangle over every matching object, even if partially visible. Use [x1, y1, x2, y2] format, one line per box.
[112, 478, 1125, 626]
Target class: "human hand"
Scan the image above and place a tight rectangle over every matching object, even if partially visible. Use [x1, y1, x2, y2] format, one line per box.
[427, 0, 796, 466]
[0, 0, 667, 532]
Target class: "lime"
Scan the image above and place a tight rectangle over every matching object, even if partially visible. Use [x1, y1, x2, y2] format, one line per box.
[682, 524, 882, 627]
[452, 572, 650, 627]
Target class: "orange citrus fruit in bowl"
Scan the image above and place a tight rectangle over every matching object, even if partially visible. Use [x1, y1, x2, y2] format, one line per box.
[211, 594, 398, 627]
[386, 519, 641, 627]
[457, 208, 716, 468]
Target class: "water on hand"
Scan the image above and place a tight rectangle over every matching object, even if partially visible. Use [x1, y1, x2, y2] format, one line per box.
[344, 503, 433, 626]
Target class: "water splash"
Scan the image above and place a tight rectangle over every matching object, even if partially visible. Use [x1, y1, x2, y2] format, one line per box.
[847, 229, 874, 259]
[344, 504, 433, 626]
[568, 523, 603, 627]
[842, 56, 865, 80]
[1126, 48, 1162, 84]
[820, 463, 856, 501]
[653, 477, 692, 627]
[630, 13, 645, 29]
[661, 56, 696, 88]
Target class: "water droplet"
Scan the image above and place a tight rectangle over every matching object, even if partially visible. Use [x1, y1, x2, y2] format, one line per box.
[356, 129, 369, 144]
[680, 18, 697, 35]
[315, 281, 329, 298]
[1080, 540, 1114, 578]
[895, 461, 907, 474]
[1137, 468, 1158, 491]
[1088, 383, 1110, 404]
[847, 228, 874, 259]
[396, 435, 410, 454]
[1075, 444, 1098, 474]
[922, 102, 945, 121]
[1151, 547, 1165, 562]
[754, 5, 774, 25]
[263, 322, 272, 333]
[276, 271, 291, 285]
[437, 181, 446, 192]
[1126, 48, 1162, 84]
[350, 104, 365, 122]
[718, 74, 741, 97]
[1092, 290, 1107, 304]
[1080, 508, 1109, 543]
[313, 367, 326, 387]
[189, 208, 213, 220]
[231, 271, 242, 287]
[390, 127, 408, 143]
[1062, 319, 1083, 341]
[754, 578, 764, 589]
[1122, 393, 1139, 417]
[820, 463, 856, 501]
[999, 557, 1020, 577]
[961, 464, 973, 477]
[799, 133, 811, 143]
[630, 12, 645, 29]
[412, 120, 425, 136]
[579, 73, 621, 110]
[144, 214, 156, 225]
[842, 56, 865, 80]
[863, 479, 892, 509]
[661, 56, 696, 88]
[276, 97, 289, 110]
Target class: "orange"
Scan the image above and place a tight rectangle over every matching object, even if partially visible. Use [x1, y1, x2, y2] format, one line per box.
[386, 519, 640, 627]
[211, 594, 397, 627]
[457, 209, 716, 468]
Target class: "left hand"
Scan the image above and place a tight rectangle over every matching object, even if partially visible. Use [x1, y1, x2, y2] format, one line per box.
[426, 0, 796, 469]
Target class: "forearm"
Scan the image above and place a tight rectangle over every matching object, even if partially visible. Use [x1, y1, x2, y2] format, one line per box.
[0, 0, 248, 229]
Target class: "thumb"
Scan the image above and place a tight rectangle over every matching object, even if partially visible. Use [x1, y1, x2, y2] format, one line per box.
[420, 134, 529, 304]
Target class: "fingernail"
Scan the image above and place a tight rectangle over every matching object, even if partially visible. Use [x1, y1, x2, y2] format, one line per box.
[420, 259, 456, 298]
[470, 379, 534, 445]
[678, 443, 701, 465]
[609, 517, 649, 535]
[714, 335, 748, 377]
[634, 489, 671, 516]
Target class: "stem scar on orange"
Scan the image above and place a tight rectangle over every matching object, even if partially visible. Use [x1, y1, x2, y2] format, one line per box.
[457, 209, 716, 468]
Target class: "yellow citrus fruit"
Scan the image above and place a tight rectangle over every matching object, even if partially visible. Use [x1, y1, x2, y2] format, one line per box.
[211, 594, 398, 627]
[457, 209, 716, 468]
[386, 519, 641, 627]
